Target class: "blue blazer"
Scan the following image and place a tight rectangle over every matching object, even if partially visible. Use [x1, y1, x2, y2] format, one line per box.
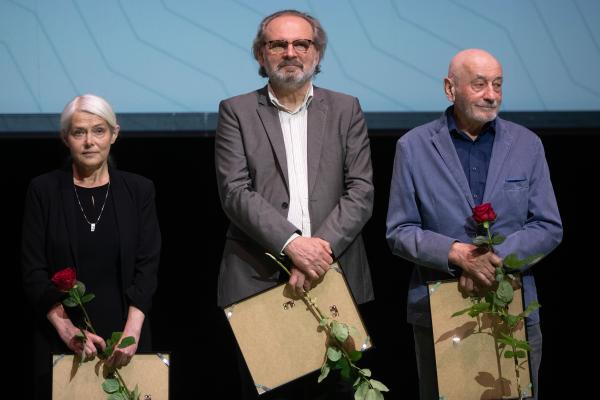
[386, 113, 562, 327]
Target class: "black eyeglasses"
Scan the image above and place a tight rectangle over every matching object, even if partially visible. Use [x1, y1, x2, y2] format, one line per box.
[265, 39, 313, 54]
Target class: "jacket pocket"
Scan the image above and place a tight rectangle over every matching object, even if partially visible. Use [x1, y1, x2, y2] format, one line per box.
[503, 178, 528, 220]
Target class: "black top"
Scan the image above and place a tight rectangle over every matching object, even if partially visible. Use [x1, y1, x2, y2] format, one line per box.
[22, 167, 160, 399]
[73, 183, 124, 339]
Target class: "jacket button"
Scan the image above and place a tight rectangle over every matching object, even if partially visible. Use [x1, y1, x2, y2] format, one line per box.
[281, 202, 288, 209]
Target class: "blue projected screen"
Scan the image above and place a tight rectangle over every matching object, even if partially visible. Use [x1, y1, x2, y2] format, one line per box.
[1, 0, 599, 114]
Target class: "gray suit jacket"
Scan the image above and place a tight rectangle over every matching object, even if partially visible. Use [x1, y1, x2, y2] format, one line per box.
[215, 85, 374, 307]
[386, 112, 563, 327]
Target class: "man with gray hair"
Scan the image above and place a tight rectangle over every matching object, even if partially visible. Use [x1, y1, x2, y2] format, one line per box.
[216, 9, 374, 399]
[386, 49, 562, 399]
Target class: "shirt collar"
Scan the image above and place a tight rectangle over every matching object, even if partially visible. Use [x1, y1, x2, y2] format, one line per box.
[268, 84, 314, 114]
[446, 106, 496, 141]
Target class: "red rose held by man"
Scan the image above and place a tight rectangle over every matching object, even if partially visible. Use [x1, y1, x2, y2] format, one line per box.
[472, 203, 497, 224]
[51, 267, 77, 292]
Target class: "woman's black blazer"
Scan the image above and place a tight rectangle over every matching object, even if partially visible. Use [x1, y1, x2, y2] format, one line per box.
[22, 166, 161, 321]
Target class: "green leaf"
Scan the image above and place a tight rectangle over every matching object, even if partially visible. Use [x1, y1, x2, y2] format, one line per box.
[503, 253, 544, 270]
[521, 301, 541, 317]
[75, 281, 86, 297]
[504, 314, 522, 328]
[493, 296, 507, 309]
[349, 350, 362, 362]
[355, 381, 369, 400]
[62, 297, 78, 308]
[102, 378, 120, 394]
[108, 392, 127, 400]
[515, 341, 531, 351]
[369, 379, 389, 392]
[366, 388, 384, 400]
[467, 302, 490, 317]
[318, 363, 330, 383]
[451, 307, 471, 317]
[327, 346, 342, 362]
[498, 333, 531, 352]
[130, 385, 140, 400]
[319, 318, 330, 327]
[340, 359, 352, 381]
[491, 233, 505, 245]
[102, 332, 124, 358]
[81, 293, 95, 303]
[515, 350, 526, 358]
[453, 302, 490, 318]
[359, 368, 372, 378]
[496, 280, 514, 304]
[332, 321, 349, 342]
[473, 236, 490, 246]
[497, 337, 516, 347]
[110, 331, 123, 344]
[118, 336, 136, 349]
[504, 350, 514, 358]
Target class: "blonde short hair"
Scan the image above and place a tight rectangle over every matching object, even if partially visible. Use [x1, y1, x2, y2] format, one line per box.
[60, 94, 117, 135]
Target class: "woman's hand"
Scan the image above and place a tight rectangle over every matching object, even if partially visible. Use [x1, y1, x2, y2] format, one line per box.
[47, 303, 106, 360]
[105, 305, 145, 369]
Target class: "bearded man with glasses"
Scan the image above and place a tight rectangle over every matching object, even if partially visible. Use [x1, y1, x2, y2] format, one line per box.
[215, 9, 375, 400]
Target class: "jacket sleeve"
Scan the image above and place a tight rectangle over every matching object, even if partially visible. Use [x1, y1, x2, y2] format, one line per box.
[21, 180, 64, 319]
[313, 98, 374, 257]
[386, 139, 457, 273]
[214, 99, 299, 253]
[125, 180, 161, 315]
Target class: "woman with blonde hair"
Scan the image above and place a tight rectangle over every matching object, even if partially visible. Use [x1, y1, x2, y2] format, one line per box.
[22, 94, 161, 399]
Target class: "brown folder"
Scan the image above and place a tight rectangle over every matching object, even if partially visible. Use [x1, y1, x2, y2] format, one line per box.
[224, 263, 371, 394]
[52, 353, 170, 399]
[428, 279, 533, 399]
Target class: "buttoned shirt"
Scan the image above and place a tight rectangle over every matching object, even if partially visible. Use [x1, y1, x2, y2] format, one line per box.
[268, 84, 314, 249]
[446, 106, 496, 205]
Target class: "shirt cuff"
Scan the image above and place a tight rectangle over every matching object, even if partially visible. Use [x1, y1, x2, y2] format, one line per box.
[281, 233, 301, 254]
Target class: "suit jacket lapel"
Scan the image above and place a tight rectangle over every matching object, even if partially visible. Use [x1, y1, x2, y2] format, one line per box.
[256, 87, 289, 190]
[431, 114, 475, 208]
[59, 168, 79, 267]
[307, 89, 327, 195]
[483, 118, 513, 202]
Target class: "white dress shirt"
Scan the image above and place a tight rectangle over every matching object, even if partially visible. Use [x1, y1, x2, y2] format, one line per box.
[268, 84, 314, 251]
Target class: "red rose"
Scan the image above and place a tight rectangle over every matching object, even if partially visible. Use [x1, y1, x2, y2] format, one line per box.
[472, 203, 497, 224]
[51, 267, 77, 292]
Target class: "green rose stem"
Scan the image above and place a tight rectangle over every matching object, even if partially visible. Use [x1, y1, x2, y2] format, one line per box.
[483, 221, 492, 249]
[265, 253, 387, 398]
[453, 203, 540, 400]
[69, 285, 133, 398]
[484, 224, 525, 399]
[264, 253, 336, 337]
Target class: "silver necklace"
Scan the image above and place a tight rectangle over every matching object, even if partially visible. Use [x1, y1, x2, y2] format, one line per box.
[73, 182, 110, 232]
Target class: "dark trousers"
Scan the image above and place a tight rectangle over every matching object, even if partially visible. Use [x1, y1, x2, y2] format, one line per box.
[413, 323, 542, 400]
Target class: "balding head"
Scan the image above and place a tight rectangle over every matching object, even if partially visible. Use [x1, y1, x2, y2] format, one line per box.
[448, 49, 502, 84]
[444, 49, 503, 136]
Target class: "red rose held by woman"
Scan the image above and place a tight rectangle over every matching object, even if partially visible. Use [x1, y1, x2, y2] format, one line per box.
[472, 203, 497, 224]
[51, 267, 77, 292]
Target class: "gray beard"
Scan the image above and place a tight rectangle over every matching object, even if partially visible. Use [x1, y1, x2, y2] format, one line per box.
[270, 74, 311, 91]
[268, 63, 316, 90]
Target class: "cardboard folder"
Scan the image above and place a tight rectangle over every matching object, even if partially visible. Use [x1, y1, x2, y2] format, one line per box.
[428, 279, 533, 399]
[52, 353, 170, 399]
[224, 263, 371, 394]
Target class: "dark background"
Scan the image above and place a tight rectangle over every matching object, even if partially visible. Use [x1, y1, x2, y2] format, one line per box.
[4, 127, 595, 399]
